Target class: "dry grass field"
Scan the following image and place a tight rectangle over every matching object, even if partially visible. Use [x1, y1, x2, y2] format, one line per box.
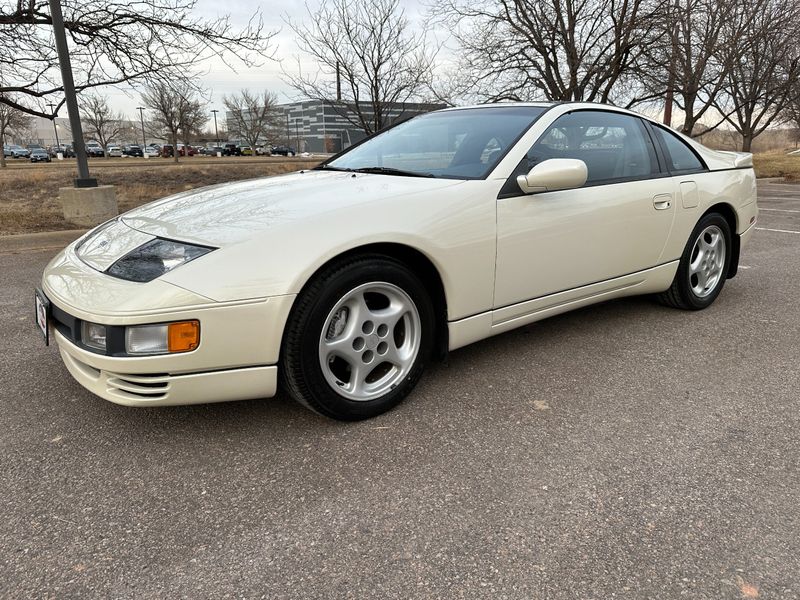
[752, 151, 800, 180]
[1, 152, 798, 235]
[0, 156, 321, 235]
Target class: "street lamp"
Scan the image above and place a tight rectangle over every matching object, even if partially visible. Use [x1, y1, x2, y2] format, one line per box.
[136, 106, 146, 148]
[211, 109, 220, 145]
[47, 102, 61, 149]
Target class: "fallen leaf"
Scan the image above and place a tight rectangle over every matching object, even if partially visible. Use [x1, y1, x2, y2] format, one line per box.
[533, 400, 550, 411]
[736, 575, 759, 598]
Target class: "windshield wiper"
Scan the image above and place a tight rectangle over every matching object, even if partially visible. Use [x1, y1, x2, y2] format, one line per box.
[314, 165, 354, 172]
[353, 166, 435, 178]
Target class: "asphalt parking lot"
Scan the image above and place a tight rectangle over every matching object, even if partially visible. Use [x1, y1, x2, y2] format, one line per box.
[1, 182, 799, 599]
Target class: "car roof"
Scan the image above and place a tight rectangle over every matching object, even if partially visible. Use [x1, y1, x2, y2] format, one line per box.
[437, 100, 684, 132]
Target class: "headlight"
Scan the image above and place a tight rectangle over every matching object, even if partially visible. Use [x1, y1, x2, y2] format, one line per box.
[81, 322, 107, 351]
[106, 238, 213, 283]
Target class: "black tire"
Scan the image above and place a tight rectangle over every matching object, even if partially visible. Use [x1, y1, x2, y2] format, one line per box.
[280, 254, 435, 421]
[657, 212, 732, 310]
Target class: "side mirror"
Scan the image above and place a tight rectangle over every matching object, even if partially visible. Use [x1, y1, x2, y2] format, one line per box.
[516, 158, 588, 194]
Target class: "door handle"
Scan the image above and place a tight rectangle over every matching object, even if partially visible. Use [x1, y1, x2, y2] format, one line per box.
[653, 194, 672, 210]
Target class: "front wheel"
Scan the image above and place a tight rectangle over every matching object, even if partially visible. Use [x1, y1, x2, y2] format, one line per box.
[280, 255, 434, 420]
[658, 212, 732, 310]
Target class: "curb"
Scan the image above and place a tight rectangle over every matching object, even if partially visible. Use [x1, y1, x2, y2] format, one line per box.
[0, 229, 86, 254]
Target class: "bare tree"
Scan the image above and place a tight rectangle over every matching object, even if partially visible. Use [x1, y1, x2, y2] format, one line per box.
[223, 90, 281, 149]
[80, 95, 122, 156]
[142, 81, 201, 164]
[180, 98, 208, 155]
[713, 0, 800, 151]
[641, 0, 749, 136]
[0, 95, 33, 168]
[785, 83, 800, 148]
[0, 1, 274, 118]
[434, 0, 661, 106]
[285, 0, 436, 134]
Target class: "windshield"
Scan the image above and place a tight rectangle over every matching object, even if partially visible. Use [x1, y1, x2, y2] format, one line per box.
[324, 106, 547, 179]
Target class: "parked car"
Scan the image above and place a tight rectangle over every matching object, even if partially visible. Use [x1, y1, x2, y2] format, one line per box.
[161, 145, 175, 158]
[37, 102, 759, 420]
[5, 144, 30, 158]
[255, 146, 271, 156]
[123, 145, 144, 157]
[27, 144, 46, 153]
[144, 145, 161, 158]
[223, 143, 241, 156]
[201, 145, 225, 156]
[239, 145, 254, 156]
[107, 146, 123, 158]
[176, 144, 196, 157]
[85, 143, 105, 157]
[29, 148, 51, 163]
[49, 144, 75, 158]
[271, 145, 296, 157]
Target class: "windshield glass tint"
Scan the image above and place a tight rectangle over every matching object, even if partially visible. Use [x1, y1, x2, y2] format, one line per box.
[326, 106, 547, 179]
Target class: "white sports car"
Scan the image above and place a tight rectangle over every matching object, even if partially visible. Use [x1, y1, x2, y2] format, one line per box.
[37, 102, 758, 420]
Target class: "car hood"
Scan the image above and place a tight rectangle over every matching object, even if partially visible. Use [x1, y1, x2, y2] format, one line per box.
[120, 170, 465, 247]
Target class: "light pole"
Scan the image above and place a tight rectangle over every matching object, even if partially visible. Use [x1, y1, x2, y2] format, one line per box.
[294, 119, 300, 152]
[136, 106, 146, 148]
[47, 102, 61, 149]
[48, 0, 95, 187]
[211, 109, 220, 145]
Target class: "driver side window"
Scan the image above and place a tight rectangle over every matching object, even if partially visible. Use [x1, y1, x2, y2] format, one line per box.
[514, 110, 659, 188]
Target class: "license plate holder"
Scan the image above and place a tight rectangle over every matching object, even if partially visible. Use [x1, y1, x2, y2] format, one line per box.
[35, 288, 50, 346]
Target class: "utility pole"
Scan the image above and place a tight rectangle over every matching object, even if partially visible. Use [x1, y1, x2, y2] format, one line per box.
[663, 0, 679, 127]
[285, 112, 290, 146]
[47, 102, 61, 149]
[211, 109, 220, 144]
[48, 0, 95, 187]
[295, 119, 300, 152]
[136, 106, 146, 148]
[336, 61, 342, 102]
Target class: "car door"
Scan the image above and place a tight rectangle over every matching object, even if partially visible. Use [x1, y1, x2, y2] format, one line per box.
[494, 109, 676, 314]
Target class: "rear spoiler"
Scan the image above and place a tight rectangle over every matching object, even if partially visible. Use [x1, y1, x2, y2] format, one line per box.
[717, 151, 753, 169]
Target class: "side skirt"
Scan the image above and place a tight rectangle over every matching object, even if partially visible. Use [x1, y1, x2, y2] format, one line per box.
[448, 261, 679, 351]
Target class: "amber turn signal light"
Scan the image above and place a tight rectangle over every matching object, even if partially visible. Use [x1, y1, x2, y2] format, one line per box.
[168, 320, 200, 353]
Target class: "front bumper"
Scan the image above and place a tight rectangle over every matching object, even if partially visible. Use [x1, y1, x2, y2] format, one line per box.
[56, 329, 277, 406]
[42, 244, 295, 406]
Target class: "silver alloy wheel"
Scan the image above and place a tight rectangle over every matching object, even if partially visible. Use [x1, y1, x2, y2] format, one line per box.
[689, 224, 726, 298]
[318, 282, 422, 401]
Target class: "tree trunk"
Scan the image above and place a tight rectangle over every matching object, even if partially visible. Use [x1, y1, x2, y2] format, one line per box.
[172, 132, 180, 164]
[0, 130, 6, 168]
[741, 133, 753, 152]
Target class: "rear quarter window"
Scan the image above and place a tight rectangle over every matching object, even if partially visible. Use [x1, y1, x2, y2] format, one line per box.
[651, 126, 706, 173]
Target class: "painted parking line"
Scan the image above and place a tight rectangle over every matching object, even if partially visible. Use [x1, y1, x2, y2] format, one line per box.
[756, 227, 800, 234]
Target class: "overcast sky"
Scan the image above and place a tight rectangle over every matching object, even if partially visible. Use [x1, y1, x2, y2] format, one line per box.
[103, 0, 436, 118]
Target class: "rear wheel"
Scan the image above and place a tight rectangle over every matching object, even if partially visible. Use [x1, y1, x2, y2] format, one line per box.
[280, 255, 434, 420]
[658, 212, 732, 310]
